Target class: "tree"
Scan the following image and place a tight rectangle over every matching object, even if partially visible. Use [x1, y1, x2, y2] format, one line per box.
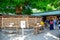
[0, 0, 60, 15]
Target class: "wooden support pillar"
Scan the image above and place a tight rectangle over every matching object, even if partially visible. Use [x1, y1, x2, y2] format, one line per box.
[26, 16, 29, 28]
[0, 16, 2, 29]
[2, 16, 3, 29]
[35, 17, 37, 24]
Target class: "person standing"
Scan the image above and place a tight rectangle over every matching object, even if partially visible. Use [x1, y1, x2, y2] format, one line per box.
[40, 20, 45, 30]
[53, 18, 57, 29]
[34, 23, 40, 34]
[45, 19, 50, 29]
[57, 17, 60, 30]
[50, 20, 54, 30]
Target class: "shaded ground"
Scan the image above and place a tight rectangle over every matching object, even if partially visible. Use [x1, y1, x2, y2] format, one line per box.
[0, 27, 60, 40]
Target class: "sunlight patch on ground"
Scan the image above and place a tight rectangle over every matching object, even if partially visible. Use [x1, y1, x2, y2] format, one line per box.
[11, 36, 26, 40]
[44, 32, 59, 40]
[10, 33, 32, 40]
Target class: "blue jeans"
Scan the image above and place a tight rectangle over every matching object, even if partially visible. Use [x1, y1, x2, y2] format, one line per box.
[59, 26, 60, 29]
[50, 24, 54, 30]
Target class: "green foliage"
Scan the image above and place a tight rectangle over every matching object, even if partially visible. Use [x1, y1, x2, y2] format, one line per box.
[0, 0, 60, 15]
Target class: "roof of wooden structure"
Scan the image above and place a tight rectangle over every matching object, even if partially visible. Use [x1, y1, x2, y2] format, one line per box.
[1, 10, 60, 17]
[31, 10, 60, 16]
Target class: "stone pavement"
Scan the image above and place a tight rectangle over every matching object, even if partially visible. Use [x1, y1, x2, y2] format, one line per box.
[0, 28, 60, 40]
[25, 29, 60, 40]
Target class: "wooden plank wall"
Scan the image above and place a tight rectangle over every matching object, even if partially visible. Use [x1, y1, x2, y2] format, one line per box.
[2, 15, 42, 28]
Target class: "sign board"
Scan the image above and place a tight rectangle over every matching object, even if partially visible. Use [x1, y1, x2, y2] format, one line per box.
[20, 21, 26, 28]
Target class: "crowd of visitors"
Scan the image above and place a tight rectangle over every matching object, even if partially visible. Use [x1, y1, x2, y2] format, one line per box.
[34, 16, 60, 34]
[45, 17, 60, 30]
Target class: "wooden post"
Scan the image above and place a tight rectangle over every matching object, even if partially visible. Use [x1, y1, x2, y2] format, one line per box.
[26, 16, 29, 28]
[35, 17, 37, 24]
[0, 16, 2, 29]
[2, 16, 3, 29]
